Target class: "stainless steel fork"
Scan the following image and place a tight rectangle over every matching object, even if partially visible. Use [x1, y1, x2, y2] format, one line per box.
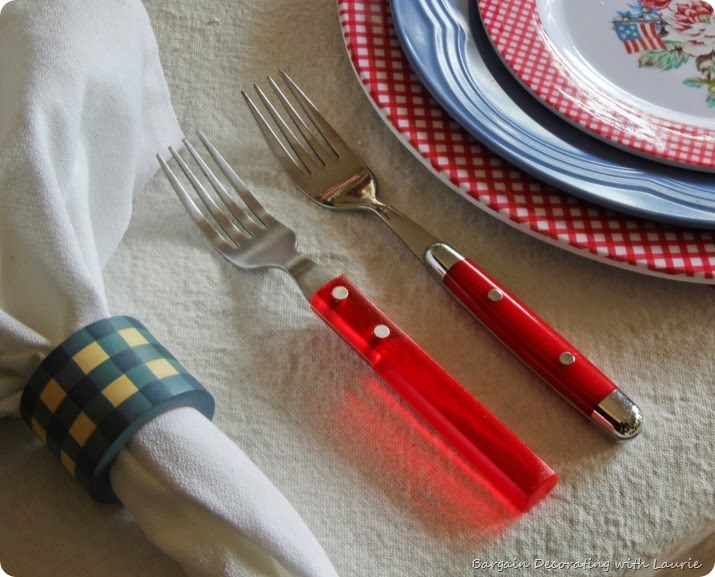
[158, 132, 557, 512]
[243, 72, 642, 440]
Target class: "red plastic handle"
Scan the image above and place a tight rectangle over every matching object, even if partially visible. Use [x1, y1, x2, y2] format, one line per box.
[311, 275, 557, 512]
[443, 258, 616, 414]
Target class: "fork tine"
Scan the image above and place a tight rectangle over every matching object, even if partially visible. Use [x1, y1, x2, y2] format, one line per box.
[197, 131, 277, 227]
[157, 153, 235, 255]
[242, 90, 310, 185]
[253, 84, 320, 172]
[280, 70, 352, 158]
[254, 79, 331, 169]
[267, 75, 337, 163]
[168, 146, 248, 245]
[182, 138, 263, 236]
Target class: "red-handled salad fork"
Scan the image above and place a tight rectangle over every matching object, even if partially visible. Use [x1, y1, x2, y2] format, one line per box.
[243, 72, 643, 441]
[158, 132, 557, 512]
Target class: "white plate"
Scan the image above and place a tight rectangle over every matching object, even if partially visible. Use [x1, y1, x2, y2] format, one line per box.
[479, 0, 715, 170]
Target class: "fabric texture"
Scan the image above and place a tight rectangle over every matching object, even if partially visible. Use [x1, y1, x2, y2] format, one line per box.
[0, 2, 339, 577]
[0, 0, 712, 576]
[111, 407, 341, 577]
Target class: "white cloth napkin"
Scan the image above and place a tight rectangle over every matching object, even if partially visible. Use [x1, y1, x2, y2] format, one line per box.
[0, 2, 338, 576]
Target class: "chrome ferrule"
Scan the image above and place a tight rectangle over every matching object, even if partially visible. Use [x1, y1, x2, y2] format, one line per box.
[424, 242, 465, 280]
[591, 389, 643, 440]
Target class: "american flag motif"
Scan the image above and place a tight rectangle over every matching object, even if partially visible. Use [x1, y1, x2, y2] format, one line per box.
[613, 20, 666, 53]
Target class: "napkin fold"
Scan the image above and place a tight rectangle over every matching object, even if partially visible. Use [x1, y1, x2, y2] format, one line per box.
[0, 2, 338, 576]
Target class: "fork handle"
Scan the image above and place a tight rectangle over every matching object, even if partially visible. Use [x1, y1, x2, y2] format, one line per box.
[426, 244, 642, 440]
[311, 275, 557, 512]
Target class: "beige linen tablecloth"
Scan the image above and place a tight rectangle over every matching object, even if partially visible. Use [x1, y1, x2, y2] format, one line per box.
[0, 1, 713, 576]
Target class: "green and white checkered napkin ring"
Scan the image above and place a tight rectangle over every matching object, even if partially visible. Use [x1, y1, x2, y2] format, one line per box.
[19, 316, 215, 502]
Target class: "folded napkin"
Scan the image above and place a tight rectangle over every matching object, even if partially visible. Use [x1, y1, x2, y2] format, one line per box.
[0, 2, 338, 576]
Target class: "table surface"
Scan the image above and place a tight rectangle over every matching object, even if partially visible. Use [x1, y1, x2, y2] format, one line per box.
[0, 1, 713, 576]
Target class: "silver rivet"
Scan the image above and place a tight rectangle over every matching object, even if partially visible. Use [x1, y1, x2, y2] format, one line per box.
[373, 324, 391, 339]
[559, 352, 576, 366]
[488, 288, 504, 302]
[331, 286, 349, 300]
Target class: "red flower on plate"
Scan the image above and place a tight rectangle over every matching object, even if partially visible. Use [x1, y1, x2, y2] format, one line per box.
[662, 0, 715, 55]
[641, 0, 672, 10]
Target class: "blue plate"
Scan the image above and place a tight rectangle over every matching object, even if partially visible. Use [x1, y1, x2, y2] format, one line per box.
[390, 0, 715, 229]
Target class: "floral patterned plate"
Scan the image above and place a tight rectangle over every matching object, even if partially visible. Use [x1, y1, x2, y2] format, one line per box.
[478, 0, 715, 171]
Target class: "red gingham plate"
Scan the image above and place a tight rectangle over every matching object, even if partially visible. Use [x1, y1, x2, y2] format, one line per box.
[479, 0, 715, 171]
[337, 0, 715, 283]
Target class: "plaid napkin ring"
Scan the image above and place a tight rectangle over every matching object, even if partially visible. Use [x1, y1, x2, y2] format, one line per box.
[20, 316, 215, 503]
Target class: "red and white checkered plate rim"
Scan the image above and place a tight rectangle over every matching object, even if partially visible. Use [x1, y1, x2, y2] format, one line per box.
[337, 0, 715, 283]
[478, 0, 715, 171]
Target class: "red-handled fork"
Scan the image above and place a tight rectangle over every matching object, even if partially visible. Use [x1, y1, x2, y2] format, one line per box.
[243, 72, 643, 441]
[158, 132, 557, 512]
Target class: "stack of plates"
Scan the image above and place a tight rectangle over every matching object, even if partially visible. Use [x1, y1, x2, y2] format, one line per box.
[338, 0, 715, 283]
